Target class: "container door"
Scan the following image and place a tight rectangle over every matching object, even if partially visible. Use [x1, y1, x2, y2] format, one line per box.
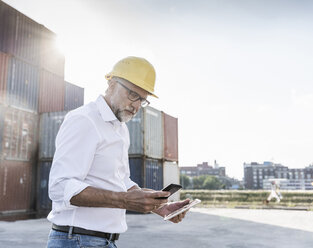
[129, 157, 143, 188]
[38, 161, 52, 211]
[145, 158, 163, 190]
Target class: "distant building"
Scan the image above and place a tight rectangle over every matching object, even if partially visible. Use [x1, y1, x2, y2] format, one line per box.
[263, 178, 313, 190]
[180, 161, 226, 177]
[244, 162, 313, 190]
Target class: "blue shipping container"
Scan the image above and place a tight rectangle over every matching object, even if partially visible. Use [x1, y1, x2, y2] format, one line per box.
[6, 57, 39, 111]
[145, 158, 163, 190]
[129, 158, 144, 188]
[129, 157, 163, 190]
[37, 161, 52, 211]
[39, 111, 67, 159]
[64, 81, 84, 111]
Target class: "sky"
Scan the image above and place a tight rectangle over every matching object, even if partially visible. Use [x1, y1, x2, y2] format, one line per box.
[3, 0, 313, 179]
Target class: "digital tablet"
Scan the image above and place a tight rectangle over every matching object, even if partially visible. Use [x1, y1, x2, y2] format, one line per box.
[163, 199, 201, 221]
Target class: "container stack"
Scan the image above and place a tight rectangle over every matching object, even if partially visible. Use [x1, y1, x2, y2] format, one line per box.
[126, 107, 179, 201]
[0, 1, 179, 219]
[0, 1, 84, 219]
[37, 111, 67, 214]
[0, 105, 38, 215]
[162, 112, 180, 201]
[37, 82, 83, 214]
[127, 107, 164, 190]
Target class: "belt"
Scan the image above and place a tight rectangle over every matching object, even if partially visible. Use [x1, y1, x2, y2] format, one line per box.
[52, 224, 120, 241]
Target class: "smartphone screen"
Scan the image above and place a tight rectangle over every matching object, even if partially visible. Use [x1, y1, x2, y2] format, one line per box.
[155, 183, 182, 199]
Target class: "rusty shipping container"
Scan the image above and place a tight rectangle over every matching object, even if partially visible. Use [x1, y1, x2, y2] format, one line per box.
[0, 105, 38, 161]
[0, 1, 41, 65]
[0, 160, 34, 212]
[127, 106, 163, 159]
[6, 56, 39, 111]
[163, 112, 178, 161]
[38, 111, 67, 159]
[129, 157, 163, 190]
[64, 81, 84, 111]
[39, 70, 65, 113]
[40, 26, 65, 77]
[0, 51, 9, 103]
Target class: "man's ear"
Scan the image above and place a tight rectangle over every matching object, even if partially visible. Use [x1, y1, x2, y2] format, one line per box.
[106, 80, 116, 95]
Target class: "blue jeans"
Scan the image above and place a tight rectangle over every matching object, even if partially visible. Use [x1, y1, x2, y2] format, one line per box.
[47, 229, 118, 248]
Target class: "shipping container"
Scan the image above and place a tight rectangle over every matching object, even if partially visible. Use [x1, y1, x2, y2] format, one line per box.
[163, 161, 180, 201]
[0, 105, 38, 161]
[40, 26, 65, 77]
[127, 106, 163, 159]
[6, 56, 39, 111]
[0, 105, 3, 153]
[0, 1, 15, 54]
[127, 111, 143, 156]
[163, 112, 178, 161]
[38, 111, 67, 159]
[0, 160, 34, 212]
[39, 69, 65, 113]
[0, 1, 41, 65]
[129, 157, 163, 190]
[64, 81, 84, 111]
[145, 158, 163, 190]
[0, 51, 9, 103]
[129, 157, 144, 188]
[37, 160, 52, 212]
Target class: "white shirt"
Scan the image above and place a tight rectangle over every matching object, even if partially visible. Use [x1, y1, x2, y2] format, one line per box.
[47, 95, 137, 233]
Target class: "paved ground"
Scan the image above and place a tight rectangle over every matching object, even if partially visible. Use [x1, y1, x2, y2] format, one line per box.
[0, 208, 312, 248]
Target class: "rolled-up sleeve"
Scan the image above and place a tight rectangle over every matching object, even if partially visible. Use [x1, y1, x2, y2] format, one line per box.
[48, 114, 100, 211]
[124, 176, 138, 190]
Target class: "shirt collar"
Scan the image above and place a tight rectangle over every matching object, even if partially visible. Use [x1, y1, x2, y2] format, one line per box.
[96, 95, 118, 123]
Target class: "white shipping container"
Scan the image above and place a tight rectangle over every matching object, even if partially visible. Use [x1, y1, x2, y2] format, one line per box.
[163, 161, 180, 202]
[127, 106, 163, 159]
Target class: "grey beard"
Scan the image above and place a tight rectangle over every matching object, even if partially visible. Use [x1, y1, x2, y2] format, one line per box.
[116, 110, 133, 122]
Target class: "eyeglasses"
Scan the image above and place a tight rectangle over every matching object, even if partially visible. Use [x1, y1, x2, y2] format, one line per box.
[115, 80, 150, 107]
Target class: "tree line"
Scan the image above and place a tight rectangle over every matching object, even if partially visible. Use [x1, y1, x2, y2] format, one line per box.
[180, 174, 233, 190]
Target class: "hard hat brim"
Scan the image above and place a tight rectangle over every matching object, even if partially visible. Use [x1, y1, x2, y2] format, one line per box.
[105, 74, 158, 98]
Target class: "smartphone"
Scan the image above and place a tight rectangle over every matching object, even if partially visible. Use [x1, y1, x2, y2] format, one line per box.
[155, 183, 182, 199]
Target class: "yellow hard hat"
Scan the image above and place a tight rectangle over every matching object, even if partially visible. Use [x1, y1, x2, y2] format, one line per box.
[105, 56, 157, 98]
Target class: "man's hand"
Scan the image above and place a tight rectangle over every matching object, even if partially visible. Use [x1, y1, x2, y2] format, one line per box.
[153, 199, 190, 223]
[122, 189, 170, 213]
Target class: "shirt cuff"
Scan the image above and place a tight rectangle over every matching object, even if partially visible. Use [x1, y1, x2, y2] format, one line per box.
[125, 179, 138, 190]
[64, 178, 90, 209]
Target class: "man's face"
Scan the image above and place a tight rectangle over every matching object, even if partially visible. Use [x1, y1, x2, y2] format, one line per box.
[109, 78, 149, 122]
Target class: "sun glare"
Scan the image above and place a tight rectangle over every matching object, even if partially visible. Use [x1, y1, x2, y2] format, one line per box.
[55, 35, 67, 55]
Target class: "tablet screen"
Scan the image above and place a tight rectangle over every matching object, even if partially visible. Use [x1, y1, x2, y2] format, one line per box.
[164, 199, 201, 221]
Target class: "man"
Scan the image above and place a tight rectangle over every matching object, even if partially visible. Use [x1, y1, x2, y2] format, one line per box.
[265, 180, 283, 204]
[47, 56, 190, 248]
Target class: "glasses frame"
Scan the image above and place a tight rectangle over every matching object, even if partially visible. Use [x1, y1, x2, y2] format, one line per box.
[115, 80, 150, 107]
